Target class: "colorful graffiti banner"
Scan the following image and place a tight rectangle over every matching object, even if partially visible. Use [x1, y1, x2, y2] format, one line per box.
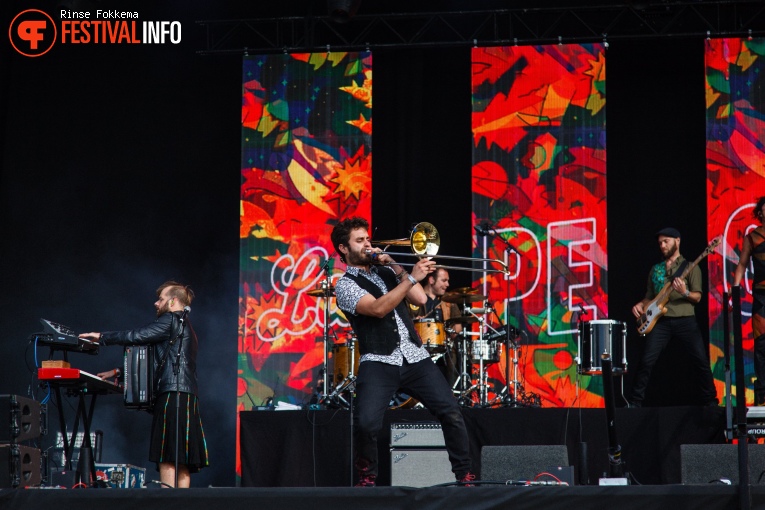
[471, 44, 608, 407]
[706, 38, 765, 405]
[238, 52, 372, 473]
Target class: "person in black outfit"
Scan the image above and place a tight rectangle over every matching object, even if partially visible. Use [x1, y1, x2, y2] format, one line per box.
[80, 281, 209, 487]
[331, 217, 474, 487]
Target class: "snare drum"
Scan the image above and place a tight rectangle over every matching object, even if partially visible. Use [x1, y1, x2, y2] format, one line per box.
[413, 318, 446, 353]
[332, 338, 360, 385]
[578, 319, 627, 375]
[471, 339, 502, 364]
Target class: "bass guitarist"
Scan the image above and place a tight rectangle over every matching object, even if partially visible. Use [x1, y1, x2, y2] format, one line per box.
[628, 227, 718, 407]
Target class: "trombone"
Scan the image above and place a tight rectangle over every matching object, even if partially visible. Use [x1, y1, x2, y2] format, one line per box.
[368, 222, 509, 274]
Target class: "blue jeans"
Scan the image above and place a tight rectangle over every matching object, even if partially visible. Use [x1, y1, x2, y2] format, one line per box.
[354, 358, 471, 479]
[630, 316, 717, 405]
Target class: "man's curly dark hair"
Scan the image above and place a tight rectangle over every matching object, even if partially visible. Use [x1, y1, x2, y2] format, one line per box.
[331, 217, 369, 264]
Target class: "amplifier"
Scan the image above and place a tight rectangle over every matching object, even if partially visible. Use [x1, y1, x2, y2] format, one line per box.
[0, 394, 46, 443]
[0, 444, 41, 488]
[95, 463, 146, 488]
[390, 422, 445, 447]
[124, 345, 154, 411]
[390, 448, 453, 487]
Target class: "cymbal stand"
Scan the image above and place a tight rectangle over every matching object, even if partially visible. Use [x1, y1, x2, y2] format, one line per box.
[458, 305, 492, 406]
[475, 303, 498, 407]
[488, 326, 520, 407]
[453, 330, 473, 406]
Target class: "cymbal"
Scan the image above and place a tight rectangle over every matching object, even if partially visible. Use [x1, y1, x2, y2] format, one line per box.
[446, 316, 479, 325]
[306, 286, 335, 297]
[448, 286, 480, 295]
[441, 292, 486, 304]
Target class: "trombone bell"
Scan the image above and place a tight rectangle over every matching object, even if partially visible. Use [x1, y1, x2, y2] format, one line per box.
[410, 222, 439, 257]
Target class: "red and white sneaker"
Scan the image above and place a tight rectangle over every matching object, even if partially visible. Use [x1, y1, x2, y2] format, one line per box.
[355, 474, 377, 487]
[458, 472, 476, 486]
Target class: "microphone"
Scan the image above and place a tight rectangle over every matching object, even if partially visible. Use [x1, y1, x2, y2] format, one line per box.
[183, 306, 191, 314]
[474, 223, 490, 237]
[365, 249, 382, 264]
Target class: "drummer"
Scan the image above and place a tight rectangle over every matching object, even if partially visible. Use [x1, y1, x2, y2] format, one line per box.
[409, 267, 462, 385]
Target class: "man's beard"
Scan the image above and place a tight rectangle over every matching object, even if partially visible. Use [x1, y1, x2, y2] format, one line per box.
[346, 247, 371, 266]
[663, 242, 678, 260]
[156, 302, 170, 317]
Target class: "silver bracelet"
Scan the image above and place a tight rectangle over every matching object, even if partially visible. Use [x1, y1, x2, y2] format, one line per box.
[406, 274, 417, 286]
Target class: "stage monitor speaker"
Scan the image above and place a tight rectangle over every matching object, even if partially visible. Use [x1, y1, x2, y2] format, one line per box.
[390, 448, 453, 487]
[681, 444, 765, 484]
[481, 445, 570, 483]
[0, 395, 45, 443]
[49, 469, 77, 488]
[0, 444, 41, 488]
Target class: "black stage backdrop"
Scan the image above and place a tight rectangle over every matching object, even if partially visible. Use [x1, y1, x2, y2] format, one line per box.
[1, 1, 711, 487]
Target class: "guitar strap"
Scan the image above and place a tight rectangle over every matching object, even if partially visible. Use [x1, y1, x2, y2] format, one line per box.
[670, 260, 689, 280]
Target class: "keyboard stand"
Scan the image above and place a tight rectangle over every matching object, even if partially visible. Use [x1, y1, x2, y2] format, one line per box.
[39, 369, 120, 486]
[51, 385, 99, 485]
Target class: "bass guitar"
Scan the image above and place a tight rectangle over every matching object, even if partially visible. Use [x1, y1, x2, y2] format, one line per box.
[635, 237, 720, 335]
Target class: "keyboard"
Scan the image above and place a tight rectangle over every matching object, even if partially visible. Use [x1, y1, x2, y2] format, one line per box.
[38, 367, 121, 394]
[37, 318, 99, 354]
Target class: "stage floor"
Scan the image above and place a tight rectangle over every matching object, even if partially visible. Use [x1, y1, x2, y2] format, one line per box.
[3, 485, 765, 510]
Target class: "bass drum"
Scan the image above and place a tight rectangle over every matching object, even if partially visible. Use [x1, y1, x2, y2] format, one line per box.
[389, 391, 419, 409]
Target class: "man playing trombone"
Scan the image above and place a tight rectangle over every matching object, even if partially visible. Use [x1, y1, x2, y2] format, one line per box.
[331, 217, 474, 487]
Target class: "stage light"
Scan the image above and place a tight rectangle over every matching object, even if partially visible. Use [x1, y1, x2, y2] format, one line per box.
[327, 0, 361, 24]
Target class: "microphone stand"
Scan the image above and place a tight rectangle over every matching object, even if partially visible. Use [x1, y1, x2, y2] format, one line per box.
[320, 259, 332, 403]
[601, 353, 627, 482]
[172, 307, 189, 488]
[485, 227, 521, 407]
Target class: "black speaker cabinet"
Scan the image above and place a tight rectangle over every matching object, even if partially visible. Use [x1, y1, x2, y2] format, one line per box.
[0, 444, 41, 488]
[390, 448, 453, 487]
[481, 445, 570, 482]
[0, 394, 45, 443]
[681, 444, 765, 484]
